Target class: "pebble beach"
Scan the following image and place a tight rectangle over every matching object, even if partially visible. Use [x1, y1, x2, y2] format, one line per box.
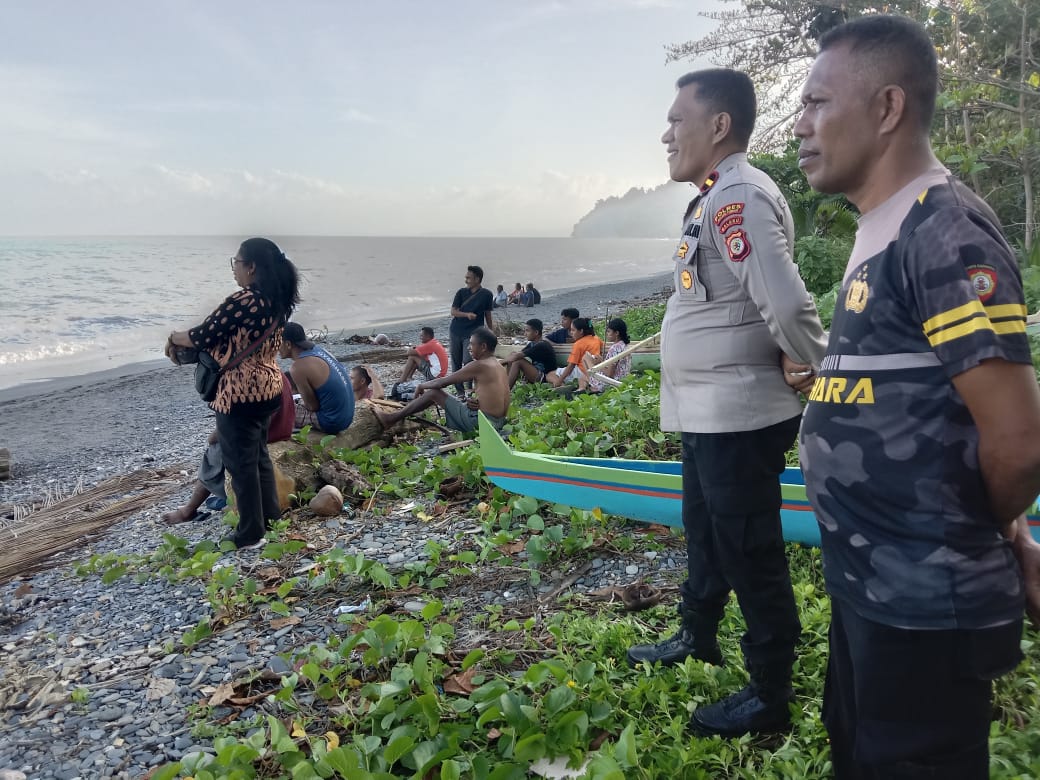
[0, 273, 679, 779]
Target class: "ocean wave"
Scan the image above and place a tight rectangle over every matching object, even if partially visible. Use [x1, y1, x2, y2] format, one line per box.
[65, 315, 151, 326]
[0, 342, 94, 365]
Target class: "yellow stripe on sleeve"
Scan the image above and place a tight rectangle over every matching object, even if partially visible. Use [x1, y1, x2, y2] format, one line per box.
[992, 320, 1027, 335]
[984, 303, 1028, 320]
[922, 299, 986, 335]
[926, 316, 995, 347]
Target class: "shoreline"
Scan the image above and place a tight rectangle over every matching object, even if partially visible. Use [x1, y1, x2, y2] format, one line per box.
[0, 272, 671, 405]
[0, 272, 671, 500]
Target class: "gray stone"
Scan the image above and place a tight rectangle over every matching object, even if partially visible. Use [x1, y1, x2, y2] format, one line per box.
[94, 706, 122, 722]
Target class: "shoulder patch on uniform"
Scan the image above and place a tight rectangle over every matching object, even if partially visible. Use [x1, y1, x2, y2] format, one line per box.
[717, 215, 743, 234]
[713, 203, 744, 230]
[676, 241, 689, 260]
[967, 264, 997, 302]
[725, 229, 751, 262]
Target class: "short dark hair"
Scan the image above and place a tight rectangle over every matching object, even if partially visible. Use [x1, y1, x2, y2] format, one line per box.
[525, 318, 543, 335]
[561, 308, 579, 320]
[420, 326, 434, 338]
[571, 317, 594, 336]
[352, 365, 372, 386]
[819, 15, 937, 130]
[675, 69, 757, 147]
[471, 326, 497, 353]
[467, 265, 484, 281]
[282, 322, 313, 349]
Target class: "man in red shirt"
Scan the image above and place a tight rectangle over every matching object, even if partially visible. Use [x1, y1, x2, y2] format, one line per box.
[399, 326, 449, 382]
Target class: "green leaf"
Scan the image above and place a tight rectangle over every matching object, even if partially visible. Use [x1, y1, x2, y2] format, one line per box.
[613, 723, 637, 768]
[421, 600, 444, 621]
[101, 564, 127, 584]
[525, 515, 545, 531]
[461, 649, 485, 670]
[512, 732, 547, 762]
[384, 735, 415, 766]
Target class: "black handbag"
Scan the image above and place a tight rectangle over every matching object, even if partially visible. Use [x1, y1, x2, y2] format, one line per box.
[195, 319, 281, 403]
[195, 352, 223, 402]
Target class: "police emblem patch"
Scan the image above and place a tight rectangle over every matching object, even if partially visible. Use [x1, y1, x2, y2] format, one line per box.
[725, 229, 751, 262]
[967, 265, 997, 302]
[680, 268, 694, 290]
[845, 265, 870, 313]
[676, 241, 689, 260]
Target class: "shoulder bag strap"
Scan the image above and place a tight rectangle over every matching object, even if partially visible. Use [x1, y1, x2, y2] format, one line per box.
[220, 318, 281, 374]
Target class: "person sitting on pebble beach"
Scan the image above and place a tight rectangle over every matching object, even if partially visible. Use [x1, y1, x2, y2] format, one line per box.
[399, 326, 449, 382]
[280, 322, 355, 435]
[501, 318, 558, 388]
[375, 327, 509, 433]
[546, 317, 603, 388]
[507, 282, 523, 305]
[162, 374, 294, 525]
[350, 365, 385, 403]
[580, 318, 632, 392]
[493, 285, 508, 308]
[545, 308, 579, 343]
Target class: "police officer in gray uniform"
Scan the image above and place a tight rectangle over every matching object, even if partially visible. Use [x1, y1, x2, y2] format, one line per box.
[626, 68, 826, 738]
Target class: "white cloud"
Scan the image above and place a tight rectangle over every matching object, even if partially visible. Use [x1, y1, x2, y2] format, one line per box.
[153, 164, 216, 194]
[340, 107, 378, 124]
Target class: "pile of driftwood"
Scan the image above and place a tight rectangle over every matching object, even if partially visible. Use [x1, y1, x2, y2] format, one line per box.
[0, 466, 189, 583]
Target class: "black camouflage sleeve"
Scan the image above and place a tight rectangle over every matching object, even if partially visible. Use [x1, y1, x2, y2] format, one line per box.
[904, 205, 1030, 379]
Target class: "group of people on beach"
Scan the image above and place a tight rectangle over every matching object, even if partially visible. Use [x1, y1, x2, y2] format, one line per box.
[158, 14, 1040, 777]
[493, 282, 541, 308]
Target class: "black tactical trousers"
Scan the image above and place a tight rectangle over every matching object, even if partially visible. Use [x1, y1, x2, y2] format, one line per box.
[825, 597, 1022, 779]
[678, 415, 802, 671]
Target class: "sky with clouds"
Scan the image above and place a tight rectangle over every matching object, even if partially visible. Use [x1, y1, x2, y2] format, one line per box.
[0, 0, 722, 237]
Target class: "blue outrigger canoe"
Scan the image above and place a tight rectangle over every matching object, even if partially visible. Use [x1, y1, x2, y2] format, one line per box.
[477, 414, 1040, 546]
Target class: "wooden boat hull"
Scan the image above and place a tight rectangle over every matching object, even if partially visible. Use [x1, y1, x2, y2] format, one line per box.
[494, 342, 660, 371]
[478, 414, 1040, 546]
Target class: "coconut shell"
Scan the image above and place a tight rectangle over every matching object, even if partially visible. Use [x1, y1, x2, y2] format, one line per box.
[309, 484, 344, 516]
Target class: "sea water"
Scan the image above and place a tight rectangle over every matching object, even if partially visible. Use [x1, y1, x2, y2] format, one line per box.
[0, 235, 670, 390]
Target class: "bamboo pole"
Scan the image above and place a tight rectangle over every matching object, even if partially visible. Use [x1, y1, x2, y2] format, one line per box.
[588, 331, 660, 385]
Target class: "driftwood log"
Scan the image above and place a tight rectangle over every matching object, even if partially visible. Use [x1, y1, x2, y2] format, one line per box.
[229, 400, 419, 506]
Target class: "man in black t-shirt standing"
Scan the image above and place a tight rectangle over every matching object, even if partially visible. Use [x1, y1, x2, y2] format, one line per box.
[449, 265, 494, 396]
[502, 318, 558, 387]
[795, 16, 1040, 776]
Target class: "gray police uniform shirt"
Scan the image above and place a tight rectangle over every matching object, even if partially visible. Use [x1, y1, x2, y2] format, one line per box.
[800, 169, 1030, 630]
[660, 152, 826, 434]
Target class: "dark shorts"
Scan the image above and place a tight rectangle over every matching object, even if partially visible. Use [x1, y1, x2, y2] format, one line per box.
[824, 597, 1022, 779]
[416, 358, 435, 381]
[443, 396, 505, 433]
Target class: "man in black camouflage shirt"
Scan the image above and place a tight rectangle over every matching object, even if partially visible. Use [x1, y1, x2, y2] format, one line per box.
[795, 15, 1040, 778]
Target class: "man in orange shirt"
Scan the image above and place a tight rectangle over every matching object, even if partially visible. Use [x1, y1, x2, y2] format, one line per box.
[399, 326, 449, 382]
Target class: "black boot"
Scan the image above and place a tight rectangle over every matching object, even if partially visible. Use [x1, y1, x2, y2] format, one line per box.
[688, 662, 794, 738]
[626, 607, 723, 667]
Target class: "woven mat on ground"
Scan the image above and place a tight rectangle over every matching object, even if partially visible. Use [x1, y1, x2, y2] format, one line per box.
[0, 466, 188, 583]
